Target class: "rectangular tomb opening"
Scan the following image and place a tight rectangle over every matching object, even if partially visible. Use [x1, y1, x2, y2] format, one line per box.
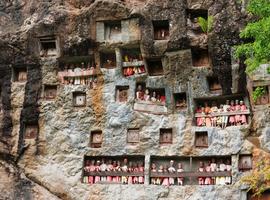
[153, 20, 170, 40]
[90, 130, 103, 148]
[146, 58, 164, 76]
[239, 155, 252, 172]
[207, 76, 222, 94]
[73, 92, 86, 107]
[44, 85, 57, 100]
[195, 131, 208, 148]
[159, 128, 173, 145]
[100, 51, 116, 69]
[39, 35, 59, 57]
[13, 66, 27, 82]
[174, 92, 187, 110]
[192, 48, 210, 67]
[127, 128, 140, 145]
[82, 155, 145, 184]
[116, 86, 129, 102]
[122, 48, 146, 77]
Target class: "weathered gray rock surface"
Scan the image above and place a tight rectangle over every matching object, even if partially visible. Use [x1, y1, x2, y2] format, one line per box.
[0, 0, 269, 200]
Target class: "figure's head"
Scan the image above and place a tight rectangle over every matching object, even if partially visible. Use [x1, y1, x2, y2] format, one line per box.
[178, 163, 182, 168]
[137, 85, 142, 91]
[226, 100, 230, 105]
[199, 161, 204, 167]
[240, 100, 244, 105]
[170, 160, 174, 167]
[230, 100, 234, 106]
[123, 158, 128, 164]
[85, 160, 90, 166]
[152, 163, 156, 169]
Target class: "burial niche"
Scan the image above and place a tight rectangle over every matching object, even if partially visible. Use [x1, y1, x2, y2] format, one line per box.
[44, 85, 57, 100]
[90, 130, 103, 148]
[194, 95, 250, 128]
[187, 9, 208, 34]
[195, 131, 208, 148]
[100, 51, 116, 69]
[122, 48, 146, 77]
[24, 124, 38, 139]
[239, 155, 252, 172]
[116, 86, 129, 103]
[146, 58, 164, 76]
[127, 128, 140, 145]
[57, 56, 97, 87]
[174, 92, 187, 110]
[82, 155, 145, 184]
[207, 76, 222, 94]
[150, 155, 232, 186]
[160, 128, 173, 145]
[191, 48, 210, 67]
[153, 20, 170, 40]
[39, 35, 59, 57]
[13, 66, 27, 82]
[134, 82, 167, 114]
[73, 92, 86, 107]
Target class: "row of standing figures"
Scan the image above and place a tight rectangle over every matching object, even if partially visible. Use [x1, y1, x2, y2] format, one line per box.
[196, 100, 248, 128]
[151, 159, 232, 186]
[83, 159, 144, 184]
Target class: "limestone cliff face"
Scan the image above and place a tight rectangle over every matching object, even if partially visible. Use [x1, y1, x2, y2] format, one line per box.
[0, 0, 269, 200]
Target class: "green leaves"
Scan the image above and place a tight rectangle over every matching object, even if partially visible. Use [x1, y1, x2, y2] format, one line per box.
[252, 86, 266, 102]
[235, 0, 270, 73]
[198, 16, 213, 33]
[198, 17, 208, 33]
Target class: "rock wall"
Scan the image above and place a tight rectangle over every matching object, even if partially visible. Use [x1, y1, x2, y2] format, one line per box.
[0, 0, 269, 200]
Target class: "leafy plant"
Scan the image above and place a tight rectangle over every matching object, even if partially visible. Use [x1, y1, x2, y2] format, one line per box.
[207, 16, 214, 32]
[235, 0, 270, 73]
[252, 86, 266, 102]
[198, 16, 213, 33]
[267, 66, 270, 74]
[241, 159, 270, 197]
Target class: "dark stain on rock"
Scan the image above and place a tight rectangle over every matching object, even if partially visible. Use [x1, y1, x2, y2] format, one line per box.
[17, 64, 42, 155]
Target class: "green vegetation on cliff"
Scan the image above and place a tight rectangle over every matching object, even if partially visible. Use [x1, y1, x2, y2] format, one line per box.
[236, 0, 270, 73]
